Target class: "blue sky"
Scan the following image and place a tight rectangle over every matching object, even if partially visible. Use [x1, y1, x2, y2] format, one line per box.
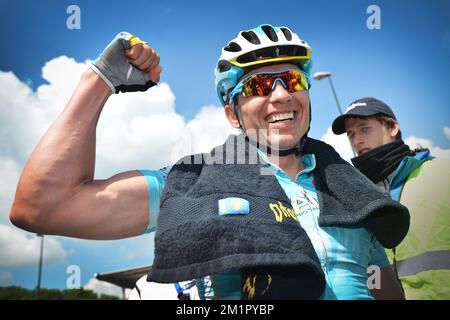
[1, 0, 449, 143]
[0, 0, 449, 292]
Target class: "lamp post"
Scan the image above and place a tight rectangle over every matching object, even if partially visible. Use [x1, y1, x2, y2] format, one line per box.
[313, 71, 356, 157]
[313, 71, 344, 115]
[36, 234, 44, 290]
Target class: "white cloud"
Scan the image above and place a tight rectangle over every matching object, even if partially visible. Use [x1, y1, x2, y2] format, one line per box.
[84, 277, 131, 299]
[404, 136, 450, 159]
[95, 95, 237, 175]
[0, 55, 237, 214]
[444, 127, 450, 141]
[0, 224, 66, 268]
[0, 156, 68, 271]
[320, 127, 355, 162]
[0, 156, 21, 225]
[0, 55, 238, 277]
[0, 55, 236, 177]
[0, 155, 69, 271]
[187, 105, 240, 154]
[0, 57, 90, 164]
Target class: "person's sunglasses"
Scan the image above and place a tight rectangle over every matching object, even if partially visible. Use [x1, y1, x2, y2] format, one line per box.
[229, 69, 309, 103]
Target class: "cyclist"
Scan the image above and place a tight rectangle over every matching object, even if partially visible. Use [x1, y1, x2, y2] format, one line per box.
[11, 25, 407, 299]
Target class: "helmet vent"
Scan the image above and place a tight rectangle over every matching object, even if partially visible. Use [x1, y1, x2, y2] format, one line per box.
[224, 41, 242, 52]
[217, 60, 232, 72]
[280, 27, 292, 41]
[241, 31, 261, 44]
[261, 25, 278, 42]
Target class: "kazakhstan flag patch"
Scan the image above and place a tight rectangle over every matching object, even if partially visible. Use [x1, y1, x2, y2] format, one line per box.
[218, 197, 250, 215]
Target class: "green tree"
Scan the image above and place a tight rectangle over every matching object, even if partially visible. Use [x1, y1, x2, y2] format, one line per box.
[0, 286, 119, 300]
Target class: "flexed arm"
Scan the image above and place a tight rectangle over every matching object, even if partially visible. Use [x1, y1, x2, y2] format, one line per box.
[10, 32, 162, 240]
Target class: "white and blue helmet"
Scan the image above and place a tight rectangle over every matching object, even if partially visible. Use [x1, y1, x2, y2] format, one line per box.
[215, 24, 313, 106]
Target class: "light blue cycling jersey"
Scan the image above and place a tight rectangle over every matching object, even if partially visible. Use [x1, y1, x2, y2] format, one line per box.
[139, 152, 389, 300]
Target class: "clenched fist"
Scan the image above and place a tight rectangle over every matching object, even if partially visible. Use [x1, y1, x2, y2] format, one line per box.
[90, 31, 162, 94]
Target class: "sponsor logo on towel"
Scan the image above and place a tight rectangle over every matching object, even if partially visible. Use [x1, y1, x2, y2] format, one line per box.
[218, 198, 250, 215]
[269, 201, 298, 223]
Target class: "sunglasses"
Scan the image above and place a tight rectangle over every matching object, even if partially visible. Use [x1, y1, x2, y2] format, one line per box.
[229, 69, 309, 103]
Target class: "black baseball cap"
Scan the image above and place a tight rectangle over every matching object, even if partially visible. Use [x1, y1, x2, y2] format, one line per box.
[332, 97, 397, 135]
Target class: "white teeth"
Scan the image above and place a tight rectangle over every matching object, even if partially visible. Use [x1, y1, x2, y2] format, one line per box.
[267, 112, 294, 123]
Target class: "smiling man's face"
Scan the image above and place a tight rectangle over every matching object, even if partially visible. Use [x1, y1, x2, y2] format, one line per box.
[224, 63, 310, 151]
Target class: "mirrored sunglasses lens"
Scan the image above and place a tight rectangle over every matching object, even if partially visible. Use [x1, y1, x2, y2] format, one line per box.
[242, 70, 307, 98]
[285, 71, 308, 92]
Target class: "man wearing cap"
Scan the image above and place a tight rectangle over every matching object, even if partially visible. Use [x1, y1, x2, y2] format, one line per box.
[332, 97, 450, 300]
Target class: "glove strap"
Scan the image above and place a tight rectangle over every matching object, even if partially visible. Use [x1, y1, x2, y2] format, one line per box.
[89, 63, 115, 93]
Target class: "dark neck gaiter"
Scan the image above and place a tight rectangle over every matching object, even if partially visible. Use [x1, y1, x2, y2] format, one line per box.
[351, 140, 411, 184]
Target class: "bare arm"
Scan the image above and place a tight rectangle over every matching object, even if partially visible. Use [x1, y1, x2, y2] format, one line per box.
[370, 266, 405, 300]
[10, 38, 162, 240]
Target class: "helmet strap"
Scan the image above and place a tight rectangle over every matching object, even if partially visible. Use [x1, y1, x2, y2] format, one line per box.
[233, 95, 245, 131]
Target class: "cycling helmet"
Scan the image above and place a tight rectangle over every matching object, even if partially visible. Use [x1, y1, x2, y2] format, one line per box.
[215, 24, 312, 107]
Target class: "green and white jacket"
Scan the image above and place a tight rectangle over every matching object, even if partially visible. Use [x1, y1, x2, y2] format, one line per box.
[378, 150, 450, 300]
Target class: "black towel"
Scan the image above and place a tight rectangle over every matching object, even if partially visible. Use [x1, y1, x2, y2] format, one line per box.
[302, 138, 410, 248]
[147, 134, 409, 299]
